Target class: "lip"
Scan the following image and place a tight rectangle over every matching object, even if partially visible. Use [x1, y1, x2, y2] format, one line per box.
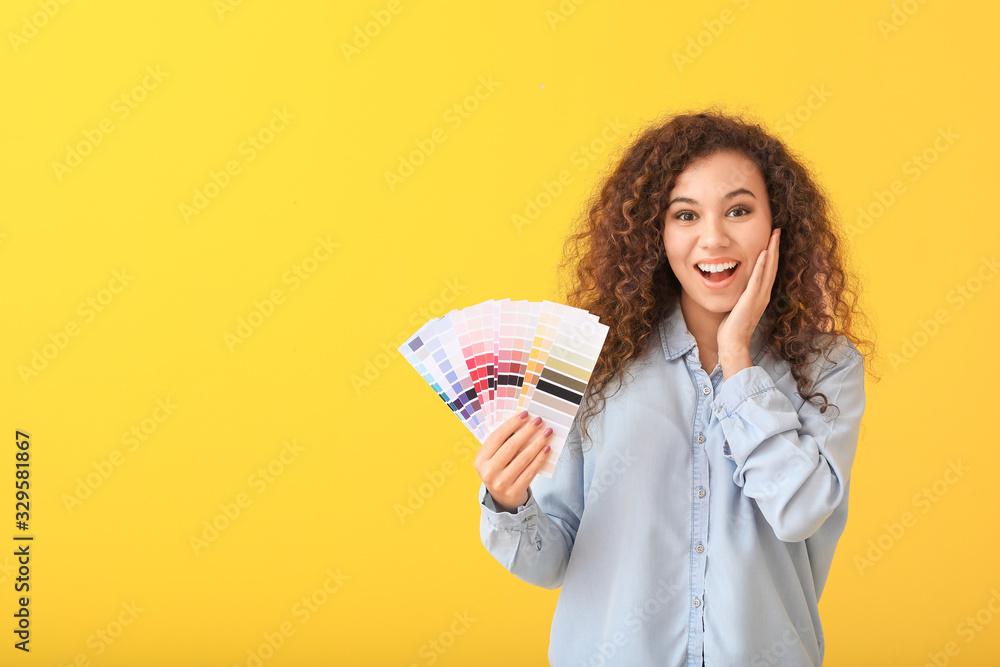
[695, 261, 740, 290]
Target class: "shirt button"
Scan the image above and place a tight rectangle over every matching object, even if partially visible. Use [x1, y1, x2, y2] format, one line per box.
[702, 386, 711, 395]
[697, 434, 705, 443]
[693, 597, 702, 608]
[526, 515, 535, 520]
[696, 543, 705, 553]
[696, 487, 706, 498]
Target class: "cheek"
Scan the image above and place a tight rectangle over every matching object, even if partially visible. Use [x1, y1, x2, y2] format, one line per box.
[663, 241, 687, 275]
[662, 230, 687, 263]
[748, 228, 773, 260]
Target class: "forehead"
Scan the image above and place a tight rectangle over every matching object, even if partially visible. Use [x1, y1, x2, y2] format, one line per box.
[669, 150, 765, 196]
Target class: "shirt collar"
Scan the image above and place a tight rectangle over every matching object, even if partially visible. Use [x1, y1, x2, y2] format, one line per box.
[658, 300, 773, 362]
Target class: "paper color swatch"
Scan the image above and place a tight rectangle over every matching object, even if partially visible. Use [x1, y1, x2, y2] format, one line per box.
[399, 299, 609, 477]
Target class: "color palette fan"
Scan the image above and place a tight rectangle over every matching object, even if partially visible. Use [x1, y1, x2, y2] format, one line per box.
[398, 299, 609, 478]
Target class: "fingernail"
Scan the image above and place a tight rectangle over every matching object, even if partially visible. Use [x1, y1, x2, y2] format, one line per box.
[532, 416, 542, 426]
[518, 410, 528, 419]
[543, 427, 552, 436]
[544, 445, 551, 452]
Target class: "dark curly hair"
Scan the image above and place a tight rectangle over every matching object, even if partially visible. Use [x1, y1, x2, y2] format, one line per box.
[556, 105, 878, 451]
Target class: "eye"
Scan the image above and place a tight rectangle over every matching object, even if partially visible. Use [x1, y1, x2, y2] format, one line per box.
[674, 211, 696, 222]
[728, 205, 751, 218]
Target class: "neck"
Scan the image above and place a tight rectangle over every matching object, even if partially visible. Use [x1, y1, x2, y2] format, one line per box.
[679, 292, 725, 359]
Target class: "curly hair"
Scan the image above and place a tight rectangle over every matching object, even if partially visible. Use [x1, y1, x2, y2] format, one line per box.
[556, 105, 878, 451]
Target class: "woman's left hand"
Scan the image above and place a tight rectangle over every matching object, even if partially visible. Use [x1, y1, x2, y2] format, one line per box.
[717, 228, 780, 376]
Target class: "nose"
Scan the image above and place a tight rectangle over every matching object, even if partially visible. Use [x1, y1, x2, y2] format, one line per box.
[697, 213, 729, 249]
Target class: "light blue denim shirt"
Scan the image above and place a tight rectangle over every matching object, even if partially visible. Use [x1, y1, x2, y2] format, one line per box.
[479, 301, 866, 666]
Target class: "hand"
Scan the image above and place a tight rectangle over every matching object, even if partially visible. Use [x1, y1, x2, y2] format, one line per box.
[717, 228, 780, 375]
[474, 410, 554, 513]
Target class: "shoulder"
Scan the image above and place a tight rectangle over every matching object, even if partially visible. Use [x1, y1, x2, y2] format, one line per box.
[810, 334, 864, 379]
[755, 334, 864, 402]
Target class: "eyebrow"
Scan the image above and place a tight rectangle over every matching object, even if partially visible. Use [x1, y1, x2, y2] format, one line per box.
[667, 188, 756, 208]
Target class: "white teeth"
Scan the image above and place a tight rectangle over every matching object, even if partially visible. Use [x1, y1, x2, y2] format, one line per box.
[697, 261, 738, 273]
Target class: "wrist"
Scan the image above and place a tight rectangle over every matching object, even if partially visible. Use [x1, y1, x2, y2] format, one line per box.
[491, 488, 528, 514]
[720, 348, 752, 380]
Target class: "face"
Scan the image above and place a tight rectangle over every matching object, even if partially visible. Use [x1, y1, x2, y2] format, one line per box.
[662, 150, 773, 321]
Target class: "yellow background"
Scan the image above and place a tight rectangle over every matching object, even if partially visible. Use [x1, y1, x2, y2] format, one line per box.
[2, 0, 998, 665]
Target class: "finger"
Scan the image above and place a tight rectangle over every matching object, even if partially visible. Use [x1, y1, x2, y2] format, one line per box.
[765, 230, 780, 285]
[746, 247, 767, 291]
[507, 425, 553, 478]
[739, 250, 770, 316]
[478, 410, 531, 460]
[492, 415, 546, 470]
[512, 430, 553, 491]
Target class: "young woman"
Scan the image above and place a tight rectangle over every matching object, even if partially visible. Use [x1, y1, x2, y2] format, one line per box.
[474, 109, 875, 666]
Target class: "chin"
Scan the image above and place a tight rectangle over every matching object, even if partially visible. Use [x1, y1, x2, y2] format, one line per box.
[686, 292, 739, 314]
[705, 302, 737, 314]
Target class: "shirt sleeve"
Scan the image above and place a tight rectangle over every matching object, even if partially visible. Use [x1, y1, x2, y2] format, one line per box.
[478, 419, 586, 589]
[712, 338, 866, 543]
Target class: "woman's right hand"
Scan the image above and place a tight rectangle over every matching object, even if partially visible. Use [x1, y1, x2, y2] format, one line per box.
[474, 410, 554, 513]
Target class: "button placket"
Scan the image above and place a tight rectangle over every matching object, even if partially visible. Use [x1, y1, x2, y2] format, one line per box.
[687, 351, 711, 651]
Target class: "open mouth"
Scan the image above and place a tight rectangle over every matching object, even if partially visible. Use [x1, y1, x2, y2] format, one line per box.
[697, 262, 739, 284]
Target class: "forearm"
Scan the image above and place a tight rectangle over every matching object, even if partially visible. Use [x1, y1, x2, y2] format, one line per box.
[480, 484, 576, 589]
[714, 346, 865, 542]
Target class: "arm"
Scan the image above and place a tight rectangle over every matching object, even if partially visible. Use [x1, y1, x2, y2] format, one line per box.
[479, 419, 586, 589]
[713, 340, 866, 542]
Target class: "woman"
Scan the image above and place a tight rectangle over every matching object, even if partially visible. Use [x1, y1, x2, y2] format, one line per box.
[474, 108, 877, 666]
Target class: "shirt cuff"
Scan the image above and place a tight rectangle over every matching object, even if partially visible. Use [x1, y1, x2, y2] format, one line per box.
[711, 364, 803, 471]
[480, 482, 538, 529]
[713, 365, 778, 420]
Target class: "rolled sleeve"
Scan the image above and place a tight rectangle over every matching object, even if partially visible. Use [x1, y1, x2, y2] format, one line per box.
[480, 484, 537, 526]
[712, 342, 866, 542]
[478, 422, 586, 589]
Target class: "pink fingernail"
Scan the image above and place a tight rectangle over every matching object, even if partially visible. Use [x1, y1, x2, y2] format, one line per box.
[543, 427, 552, 437]
[518, 410, 528, 419]
[532, 416, 542, 426]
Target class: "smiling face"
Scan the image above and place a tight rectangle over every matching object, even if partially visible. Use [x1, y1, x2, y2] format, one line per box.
[662, 150, 774, 325]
